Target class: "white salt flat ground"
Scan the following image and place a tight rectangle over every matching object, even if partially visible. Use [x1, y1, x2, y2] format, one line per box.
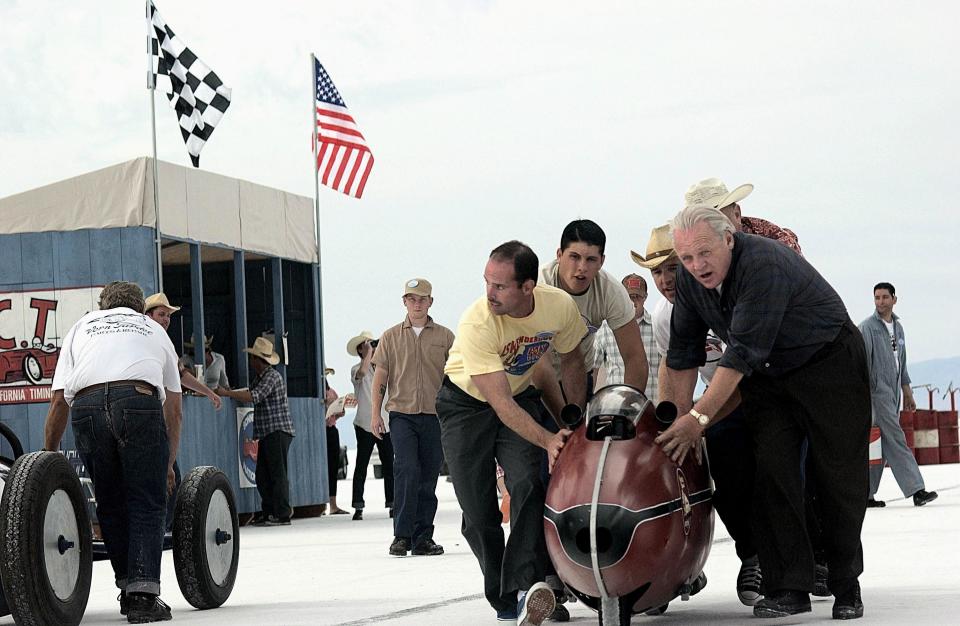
[12, 459, 959, 625]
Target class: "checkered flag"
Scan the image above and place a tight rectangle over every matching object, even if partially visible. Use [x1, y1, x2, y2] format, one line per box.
[147, 1, 231, 167]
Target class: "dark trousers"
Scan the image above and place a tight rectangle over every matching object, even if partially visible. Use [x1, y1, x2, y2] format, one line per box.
[390, 412, 443, 543]
[437, 380, 546, 613]
[325, 425, 340, 497]
[738, 322, 871, 596]
[256, 430, 293, 519]
[704, 406, 757, 561]
[352, 425, 395, 510]
[71, 383, 168, 595]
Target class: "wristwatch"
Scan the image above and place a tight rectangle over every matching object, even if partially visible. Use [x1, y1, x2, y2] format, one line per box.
[689, 409, 710, 427]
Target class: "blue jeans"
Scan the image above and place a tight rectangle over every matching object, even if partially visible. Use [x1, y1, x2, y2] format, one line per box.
[390, 412, 442, 544]
[71, 382, 169, 595]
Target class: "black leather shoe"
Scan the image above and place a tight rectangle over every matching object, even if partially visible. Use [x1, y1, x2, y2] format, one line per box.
[118, 591, 129, 616]
[753, 590, 811, 618]
[389, 536, 410, 556]
[352, 509, 363, 520]
[127, 593, 172, 623]
[411, 538, 444, 556]
[866, 497, 886, 508]
[913, 490, 938, 506]
[832, 583, 863, 619]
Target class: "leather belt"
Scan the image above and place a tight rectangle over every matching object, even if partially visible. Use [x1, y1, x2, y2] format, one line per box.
[75, 380, 157, 399]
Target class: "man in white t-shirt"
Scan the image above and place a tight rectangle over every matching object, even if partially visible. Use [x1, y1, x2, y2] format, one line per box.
[43, 281, 182, 623]
[858, 282, 936, 508]
[535, 219, 647, 416]
[632, 225, 762, 608]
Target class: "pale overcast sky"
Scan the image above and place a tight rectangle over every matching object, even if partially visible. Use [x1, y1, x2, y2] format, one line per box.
[1, 1, 958, 389]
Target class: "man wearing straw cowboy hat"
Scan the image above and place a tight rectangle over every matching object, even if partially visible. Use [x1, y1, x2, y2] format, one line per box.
[684, 178, 802, 254]
[219, 337, 295, 526]
[632, 224, 762, 609]
[143, 293, 222, 409]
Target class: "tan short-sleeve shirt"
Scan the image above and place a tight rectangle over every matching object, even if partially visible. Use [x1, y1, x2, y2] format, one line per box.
[372, 317, 455, 415]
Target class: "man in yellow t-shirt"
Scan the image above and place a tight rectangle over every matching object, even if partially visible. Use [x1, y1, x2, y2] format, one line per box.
[437, 240, 588, 626]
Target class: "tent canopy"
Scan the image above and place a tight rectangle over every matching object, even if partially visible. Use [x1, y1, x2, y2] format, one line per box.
[0, 157, 317, 264]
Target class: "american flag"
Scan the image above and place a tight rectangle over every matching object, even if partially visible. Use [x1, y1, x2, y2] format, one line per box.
[314, 59, 374, 199]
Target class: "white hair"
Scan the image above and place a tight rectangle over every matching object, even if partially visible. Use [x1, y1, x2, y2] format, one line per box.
[670, 204, 735, 239]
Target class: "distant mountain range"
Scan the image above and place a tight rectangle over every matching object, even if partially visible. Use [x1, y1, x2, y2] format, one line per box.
[907, 356, 960, 410]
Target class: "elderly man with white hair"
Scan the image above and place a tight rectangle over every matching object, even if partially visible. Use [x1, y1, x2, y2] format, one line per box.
[655, 205, 871, 621]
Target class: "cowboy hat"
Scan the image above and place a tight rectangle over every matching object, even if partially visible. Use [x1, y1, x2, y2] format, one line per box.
[243, 336, 281, 365]
[183, 334, 213, 350]
[630, 224, 678, 269]
[346, 331, 376, 356]
[684, 177, 753, 210]
[143, 292, 180, 313]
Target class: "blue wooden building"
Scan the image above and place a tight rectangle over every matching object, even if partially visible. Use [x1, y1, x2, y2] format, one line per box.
[0, 157, 329, 513]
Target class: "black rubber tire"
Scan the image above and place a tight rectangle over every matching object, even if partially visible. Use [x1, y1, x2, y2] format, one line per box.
[172, 466, 239, 609]
[0, 451, 92, 626]
[0, 421, 24, 461]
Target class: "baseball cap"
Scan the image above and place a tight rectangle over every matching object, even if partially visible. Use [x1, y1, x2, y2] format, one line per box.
[403, 278, 432, 297]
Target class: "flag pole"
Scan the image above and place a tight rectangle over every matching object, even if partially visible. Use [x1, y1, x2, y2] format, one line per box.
[311, 53, 327, 395]
[147, 0, 164, 293]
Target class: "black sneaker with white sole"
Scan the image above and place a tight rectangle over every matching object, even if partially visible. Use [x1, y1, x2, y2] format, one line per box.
[737, 555, 763, 606]
[814, 561, 832, 597]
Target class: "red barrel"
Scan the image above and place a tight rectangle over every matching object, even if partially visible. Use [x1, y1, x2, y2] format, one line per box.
[545, 386, 713, 616]
[937, 410, 959, 464]
[913, 410, 940, 465]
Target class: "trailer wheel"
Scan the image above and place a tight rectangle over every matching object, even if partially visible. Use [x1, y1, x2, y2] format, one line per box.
[0, 421, 24, 464]
[172, 466, 239, 609]
[0, 451, 92, 626]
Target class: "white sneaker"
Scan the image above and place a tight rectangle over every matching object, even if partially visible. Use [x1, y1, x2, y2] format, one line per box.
[518, 582, 556, 626]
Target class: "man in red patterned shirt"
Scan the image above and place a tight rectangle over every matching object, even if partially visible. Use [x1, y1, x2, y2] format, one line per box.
[684, 178, 802, 255]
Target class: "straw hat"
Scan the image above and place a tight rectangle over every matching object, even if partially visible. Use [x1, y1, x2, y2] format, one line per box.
[684, 177, 753, 210]
[183, 334, 213, 350]
[144, 293, 180, 313]
[346, 331, 375, 356]
[630, 225, 678, 269]
[243, 336, 280, 365]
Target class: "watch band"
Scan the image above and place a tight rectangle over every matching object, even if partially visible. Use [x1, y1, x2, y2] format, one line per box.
[689, 409, 710, 427]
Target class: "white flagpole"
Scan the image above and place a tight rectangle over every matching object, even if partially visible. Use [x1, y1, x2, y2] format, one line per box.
[147, 0, 164, 293]
[311, 53, 327, 394]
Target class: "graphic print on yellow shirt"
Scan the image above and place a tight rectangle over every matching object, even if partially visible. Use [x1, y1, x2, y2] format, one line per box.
[502, 331, 555, 375]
